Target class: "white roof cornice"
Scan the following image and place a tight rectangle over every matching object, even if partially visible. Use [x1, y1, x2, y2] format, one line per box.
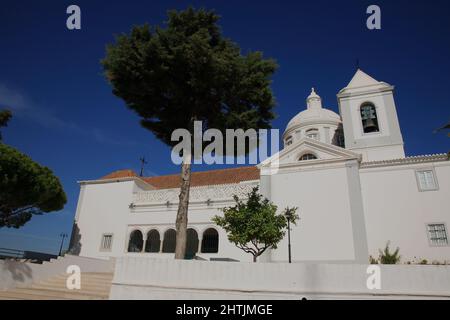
[360, 153, 449, 168]
[258, 137, 362, 169]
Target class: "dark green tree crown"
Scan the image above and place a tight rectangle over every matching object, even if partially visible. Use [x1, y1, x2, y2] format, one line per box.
[102, 7, 277, 151]
[0, 143, 67, 228]
[0, 110, 12, 141]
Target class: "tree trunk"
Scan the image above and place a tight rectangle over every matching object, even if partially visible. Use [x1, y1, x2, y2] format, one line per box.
[253, 255, 257, 263]
[174, 154, 192, 259]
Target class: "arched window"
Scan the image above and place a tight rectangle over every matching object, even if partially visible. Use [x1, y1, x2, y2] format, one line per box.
[145, 230, 161, 253]
[360, 103, 379, 133]
[162, 229, 176, 253]
[306, 129, 319, 140]
[285, 136, 293, 146]
[201, 228, 219, 253]
[185, 228, 199, 259]
[299, 153, 317, 161]
[127, 230, 143, 252]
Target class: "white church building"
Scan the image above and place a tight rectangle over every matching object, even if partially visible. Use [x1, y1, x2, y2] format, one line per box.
[70, 69, 450, 264]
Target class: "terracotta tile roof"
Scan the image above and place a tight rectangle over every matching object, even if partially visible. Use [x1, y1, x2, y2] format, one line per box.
[101, 169, 137, 179]
[100, 166, 260, 189]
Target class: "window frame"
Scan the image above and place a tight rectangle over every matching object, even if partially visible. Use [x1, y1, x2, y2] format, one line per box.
[162, 228, 177, 253]
[99, 233, 113, 252]
[201, 227, 219, 253]
[127, 229, 144, 253]
[285, 136, 293, 146]
[299, 153, 318, 161]
[305, 128, 320, 141]
[145, 229, 161, 253]
[415, 168, 439, 192]
[426, 223, 449, 247]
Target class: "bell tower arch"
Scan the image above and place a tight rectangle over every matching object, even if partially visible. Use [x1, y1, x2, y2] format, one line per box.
[337, 69, 405, 161]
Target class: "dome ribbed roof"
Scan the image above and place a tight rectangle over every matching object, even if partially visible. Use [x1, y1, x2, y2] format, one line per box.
[284, 88, 341, 135]
[286, 108, 341, 128]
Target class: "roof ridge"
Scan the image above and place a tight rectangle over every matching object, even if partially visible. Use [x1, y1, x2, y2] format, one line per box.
[144, 165, 257, 179]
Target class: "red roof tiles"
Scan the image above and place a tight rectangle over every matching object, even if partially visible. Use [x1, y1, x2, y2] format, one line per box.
[101, 166, 259, 189]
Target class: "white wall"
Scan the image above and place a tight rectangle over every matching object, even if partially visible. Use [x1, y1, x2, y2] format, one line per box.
[75, 181, 137, 258]
[110, 257, 450, 300]
[0, 255, 114, 290]
[360, 162, 450, 263]
[268, 163, 362, 262]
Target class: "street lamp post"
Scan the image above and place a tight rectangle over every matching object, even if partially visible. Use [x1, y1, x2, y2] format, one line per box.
[287, 217, 292, 263]
[59, 233, 68, 256]
[284, 206, 299, 264]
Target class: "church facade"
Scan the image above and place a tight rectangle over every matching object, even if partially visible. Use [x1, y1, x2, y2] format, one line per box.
[71, 69, 450, 264]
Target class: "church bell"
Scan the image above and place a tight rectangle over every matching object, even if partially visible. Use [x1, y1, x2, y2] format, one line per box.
[363, 118, 378, 133]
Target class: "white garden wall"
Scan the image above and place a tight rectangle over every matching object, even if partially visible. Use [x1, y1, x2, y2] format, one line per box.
[0, 254, 114, 290]
[110, 257, 450, 300]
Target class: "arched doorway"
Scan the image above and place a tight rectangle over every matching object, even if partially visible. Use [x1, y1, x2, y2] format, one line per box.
[185, 228, 199, 259]
[145, 229, 161, 253]
[162, 229, 176, 253]
[127, 230, 143, 252]
[201, 228, 219, 253]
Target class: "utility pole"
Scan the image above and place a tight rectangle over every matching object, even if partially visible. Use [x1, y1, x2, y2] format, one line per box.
[139, 156, 148, 177]
[59, 233, 68, 256]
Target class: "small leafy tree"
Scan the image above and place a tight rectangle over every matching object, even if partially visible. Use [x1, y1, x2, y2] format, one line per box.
[102, 8, 277, 259]
[0, 115, 67, 228]
[213, 187, 298, 262]
[378, 241, 401, 264]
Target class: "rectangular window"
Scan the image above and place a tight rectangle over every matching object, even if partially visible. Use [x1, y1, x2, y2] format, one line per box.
[101, 234, 113, 251]
[427, 224, 448, 246]
[416, 170, 438, 191]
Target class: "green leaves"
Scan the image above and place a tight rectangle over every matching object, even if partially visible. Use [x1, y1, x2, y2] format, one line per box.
[0, 110, 12, 141]
[213, 187, 298, 262]
[101, 8, 277, 152]
[0, 143, 67, 228]
[378, 241, 401, 264]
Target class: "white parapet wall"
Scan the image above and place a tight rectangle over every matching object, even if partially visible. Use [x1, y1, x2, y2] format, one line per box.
[0, 254, 115, 290]
[110, 257, 450, 300]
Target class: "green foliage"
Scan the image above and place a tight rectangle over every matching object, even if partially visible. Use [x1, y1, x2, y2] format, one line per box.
[369, 255, 379, 264]
[0, 143, 67, 228]
[378, 241, 401, 264]
[283, 206, 299, 224]
[0, 110, 12, 141]
[213, 187, 298, 262]
[101, 7, 277, 149]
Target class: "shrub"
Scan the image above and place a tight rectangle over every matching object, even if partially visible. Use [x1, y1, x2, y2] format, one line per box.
[378, 241, 401, 264]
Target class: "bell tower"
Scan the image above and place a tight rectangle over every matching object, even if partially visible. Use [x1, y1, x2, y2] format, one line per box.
[337, 69, 405, 161]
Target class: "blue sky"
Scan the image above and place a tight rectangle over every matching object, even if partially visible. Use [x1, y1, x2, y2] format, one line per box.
[0, 0, 449, 254]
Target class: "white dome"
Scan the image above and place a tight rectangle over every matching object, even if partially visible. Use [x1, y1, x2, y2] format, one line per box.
[286, 107, 341, 130]
[284, 88, 341, 135]
[282, 88, 344, 148]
